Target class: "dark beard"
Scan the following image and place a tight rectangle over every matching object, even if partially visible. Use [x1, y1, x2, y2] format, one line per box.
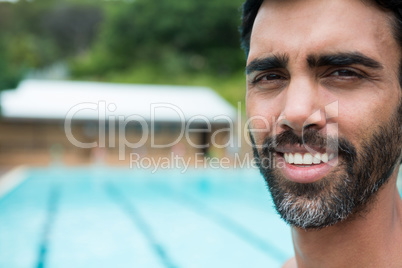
[251, 104, 402, 229]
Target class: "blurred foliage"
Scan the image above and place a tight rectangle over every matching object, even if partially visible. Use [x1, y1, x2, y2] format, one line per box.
[0, 0, 246, 105]
[0, 0, 102, 89]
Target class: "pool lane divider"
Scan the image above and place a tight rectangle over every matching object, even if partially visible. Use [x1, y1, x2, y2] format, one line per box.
[0, 166, 28, 199]
[172, 191, 289, 263]
[105, 183, 179, 268]
[36, 185, 61, 268]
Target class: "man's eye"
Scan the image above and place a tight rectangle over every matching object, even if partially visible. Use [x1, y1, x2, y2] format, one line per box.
[330, 69, 363, 78]
[254, 73, 286, 83]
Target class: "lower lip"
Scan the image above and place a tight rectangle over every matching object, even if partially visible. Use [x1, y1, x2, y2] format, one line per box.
[276, 154, 338, 184]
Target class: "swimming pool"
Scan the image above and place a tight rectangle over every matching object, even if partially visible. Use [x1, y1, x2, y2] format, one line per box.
[0, 167, 294, 268]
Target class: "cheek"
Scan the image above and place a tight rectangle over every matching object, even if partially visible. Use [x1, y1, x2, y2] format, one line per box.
[246, 92, 280, 142]
[337, 95, 398, 145]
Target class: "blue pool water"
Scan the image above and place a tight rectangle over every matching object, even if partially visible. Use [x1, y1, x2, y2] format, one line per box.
[0, 167, 294, 268]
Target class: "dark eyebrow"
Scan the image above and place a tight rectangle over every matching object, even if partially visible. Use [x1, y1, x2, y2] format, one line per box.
[246, 54, 289, 74]
[307, 52, 383, 69]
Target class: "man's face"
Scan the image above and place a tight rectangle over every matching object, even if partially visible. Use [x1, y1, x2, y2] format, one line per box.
[246, 0, 402, 229]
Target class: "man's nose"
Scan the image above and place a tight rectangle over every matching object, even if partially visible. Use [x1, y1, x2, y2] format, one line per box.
[278, 77, 326, 133]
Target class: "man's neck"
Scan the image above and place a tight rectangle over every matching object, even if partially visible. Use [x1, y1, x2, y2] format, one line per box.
[291, 169, 402, 268]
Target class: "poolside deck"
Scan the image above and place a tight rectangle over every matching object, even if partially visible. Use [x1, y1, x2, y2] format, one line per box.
[0, 167, 293, 268]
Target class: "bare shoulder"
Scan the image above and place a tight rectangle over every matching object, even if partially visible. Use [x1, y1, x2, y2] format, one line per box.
[282, 256, 297, 268]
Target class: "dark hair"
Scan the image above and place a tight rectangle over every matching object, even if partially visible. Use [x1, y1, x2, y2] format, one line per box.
[239, 0, 263, 56]
[240, 0, 402, 56]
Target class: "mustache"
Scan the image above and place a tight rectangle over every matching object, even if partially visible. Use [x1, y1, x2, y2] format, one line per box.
[255, 129, 356, 157]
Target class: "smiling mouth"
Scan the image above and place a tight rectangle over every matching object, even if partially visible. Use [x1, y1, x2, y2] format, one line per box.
[271, 149, 339, 183]
[281, 152, 335, 165]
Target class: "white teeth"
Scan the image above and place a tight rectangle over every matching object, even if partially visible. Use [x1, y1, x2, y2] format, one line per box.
[303, 153, 313, 165]
[313, 153, 321, 164]
[283, 152, 335, 165]
[294, 153, 303, 164]
[321, 153, 328, 163]
[288, 153, 294, 164]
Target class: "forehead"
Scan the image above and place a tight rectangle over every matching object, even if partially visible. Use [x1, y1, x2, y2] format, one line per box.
[248, 0, 398, 65]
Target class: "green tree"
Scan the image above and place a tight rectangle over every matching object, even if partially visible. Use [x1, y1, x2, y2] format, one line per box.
[72, 0, 244, 77]
[0, 0, 103, 90]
